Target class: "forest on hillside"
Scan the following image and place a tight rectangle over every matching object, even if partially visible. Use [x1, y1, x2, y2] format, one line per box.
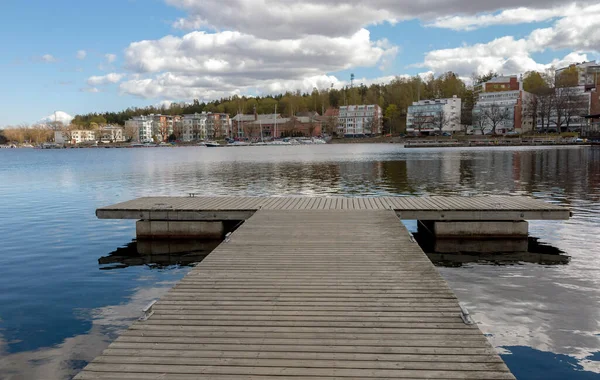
[70, 71, 479, 133]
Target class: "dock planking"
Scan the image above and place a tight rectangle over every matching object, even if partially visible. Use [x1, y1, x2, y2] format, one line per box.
[96, 195, 570, 221]
[76, 209, 515, 379]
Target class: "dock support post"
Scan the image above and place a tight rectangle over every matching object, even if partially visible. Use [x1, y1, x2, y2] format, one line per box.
[418, 220, 529, 253]
[136, 220, 224, 239]
[420, 221, 529, 238]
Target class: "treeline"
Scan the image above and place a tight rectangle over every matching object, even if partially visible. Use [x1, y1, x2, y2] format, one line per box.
[72, 72, 481, 132]
[0, 125, 54, 144]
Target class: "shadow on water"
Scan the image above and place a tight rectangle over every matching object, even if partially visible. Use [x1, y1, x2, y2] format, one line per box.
[414, 232, 571, 267]
[98, 239, 220, 270]
[98, 220, 246, 270]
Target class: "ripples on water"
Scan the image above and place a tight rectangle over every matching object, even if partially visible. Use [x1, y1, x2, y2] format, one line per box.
[0, 145, 598, 379]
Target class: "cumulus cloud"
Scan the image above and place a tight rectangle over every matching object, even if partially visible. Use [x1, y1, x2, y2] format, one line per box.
[87, 73, 125, 86]
[105, 53, 117, 63]
[124, 29, 397, 77]
[116, 27, 397, 99]
[39, 111, 74, 125]
[76, 50, 87, 60]
[420, 4, 600, 76]
[166, 0, 572, 38]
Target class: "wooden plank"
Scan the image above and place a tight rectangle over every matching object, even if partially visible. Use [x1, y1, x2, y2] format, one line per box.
[79, 363, 515, 379]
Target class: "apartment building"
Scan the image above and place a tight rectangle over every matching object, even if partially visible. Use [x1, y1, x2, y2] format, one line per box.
[71, 130, 96, 144]
[406, 96, 462, 135]
[198, 113, 230, 140]
[179, 113, 208, 142]
[125, 115, 153, 143]
[151, 115, 180, 142]
[337, 105, 382, 137]
[473, 89, 534, 134]
[99, 125, 124, 143]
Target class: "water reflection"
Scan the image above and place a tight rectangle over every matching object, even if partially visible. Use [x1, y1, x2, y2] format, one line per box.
[1, 145, 599, 379]
[99, 240, 219, 270]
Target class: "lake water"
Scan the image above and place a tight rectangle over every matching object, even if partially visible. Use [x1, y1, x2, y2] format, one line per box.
[0, 144, 599, 379]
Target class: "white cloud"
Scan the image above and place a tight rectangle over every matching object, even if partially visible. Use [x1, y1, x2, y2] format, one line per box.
[420, 5, 600, 76]
[124, 29, 397, 78]
[427, 4, 577, 31]
[166, 0, 571, 38]
[39, 111, 74, 125]
[41, 54, 57, 63]
[76, 50, 87, 60]
[119, 73, 399, 100]
[116, 27, 397, 99]
[82, 0, 600, 103]
[87, 73, 125, 86]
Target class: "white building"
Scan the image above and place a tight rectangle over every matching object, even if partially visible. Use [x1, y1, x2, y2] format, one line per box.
[99, 125, 125, 143]
[338, 105, 382, 137]
[406, 96, 462, 135]
[473, 90, 534, 134]
[179, 113, 208, 142]
[71, 130, 96, 144]
[125, 116, 153, 143]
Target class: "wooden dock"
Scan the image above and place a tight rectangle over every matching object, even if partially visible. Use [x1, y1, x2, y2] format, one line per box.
[76, 207, 519, 379]
[97, 195, 570, 221]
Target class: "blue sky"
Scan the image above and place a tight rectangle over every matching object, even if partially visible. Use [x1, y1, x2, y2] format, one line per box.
[1, 0, 598, 126]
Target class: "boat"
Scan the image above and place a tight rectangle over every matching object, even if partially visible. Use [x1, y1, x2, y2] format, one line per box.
[205, 141, 221, 147]
[227, 141, 250, 147]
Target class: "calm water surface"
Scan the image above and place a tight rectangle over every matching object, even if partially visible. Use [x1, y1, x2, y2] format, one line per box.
[0, 145, 599, 379]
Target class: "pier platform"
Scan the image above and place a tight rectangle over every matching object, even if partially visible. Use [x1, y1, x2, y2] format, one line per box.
[76, 206, 522, 379]
[97, 195, 570, 221]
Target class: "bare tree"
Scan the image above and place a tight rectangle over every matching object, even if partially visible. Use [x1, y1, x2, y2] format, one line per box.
[124, 123, 139, 142]
[325, 115, 338, 136]
[480, 103, 512, 135]
[308, 119, 316, 136]
[245, 123, 257, 140]
[472, 110, 487, 134]
[172, 121, 184, 141]
[409, 110, 430, 134]
[431, 109, 457, 133]
[556, 86, 588, 132]
[537, 91, 555, 133]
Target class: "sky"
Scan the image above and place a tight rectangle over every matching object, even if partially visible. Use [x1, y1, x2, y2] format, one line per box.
[1, 0, 599, 126]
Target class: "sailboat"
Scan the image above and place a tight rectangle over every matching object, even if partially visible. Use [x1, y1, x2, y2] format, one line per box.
[253, 119, 267, 145]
